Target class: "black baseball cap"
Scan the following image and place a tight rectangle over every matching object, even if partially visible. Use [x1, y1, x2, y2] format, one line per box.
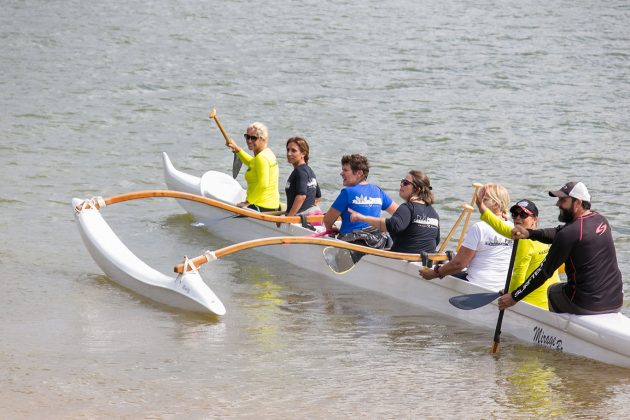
[510, 199, 538, 217]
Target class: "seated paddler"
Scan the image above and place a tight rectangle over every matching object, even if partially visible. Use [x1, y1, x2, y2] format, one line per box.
[476, 188, 559, 309]
[323, 154, 398, 248]
[284, 136, 322, 217]
[419, 183, 513, 290]
[346, 170, 440, 254]
[226, 121, 280, 212]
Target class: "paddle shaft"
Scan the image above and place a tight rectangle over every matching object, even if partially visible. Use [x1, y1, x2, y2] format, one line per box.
[492, 238, 519, 353]
[457, 183, 483, 251]
[209, 108, 243, 178]
[209, 108, 233, 147]
[77, 190, 324, 225]
[436, 182, 482, 254]
[437, 204, 474, 253]
[174, 236, 451, 273]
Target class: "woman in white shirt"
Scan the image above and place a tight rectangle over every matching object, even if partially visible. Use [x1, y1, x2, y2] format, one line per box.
[419, 183, 512, 290]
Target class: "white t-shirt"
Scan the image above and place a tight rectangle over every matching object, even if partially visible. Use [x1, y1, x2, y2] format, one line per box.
[460, 220, 513, 290]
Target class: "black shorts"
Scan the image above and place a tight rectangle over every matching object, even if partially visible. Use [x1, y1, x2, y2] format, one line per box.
[547, 283, 621, 315]
[248, 204, 280, 213]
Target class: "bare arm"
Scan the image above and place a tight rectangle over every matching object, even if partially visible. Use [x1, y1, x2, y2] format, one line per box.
[419, 246, 476, 280]
[323, 207, 341, 232]
[385, 202, 398, 215]
[286, 194, 306, 217]
[348, 208, 387, 232]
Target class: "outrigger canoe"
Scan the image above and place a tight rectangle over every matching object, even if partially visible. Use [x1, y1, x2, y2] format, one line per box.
[163, 152, 630, 368]
[73, 197, 226, 315]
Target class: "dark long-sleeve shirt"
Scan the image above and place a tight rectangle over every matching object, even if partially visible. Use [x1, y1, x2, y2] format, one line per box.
[511, 212, 623, 312]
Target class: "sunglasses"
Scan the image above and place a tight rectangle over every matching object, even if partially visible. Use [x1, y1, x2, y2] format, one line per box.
[244, 134, 259, 141]
[400, 179, 414, 187]
[511, 210, 532, 219]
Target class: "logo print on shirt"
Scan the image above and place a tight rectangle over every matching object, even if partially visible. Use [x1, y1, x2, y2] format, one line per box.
[413, 215, 439, 228]
[596, 223, 607, 235]
[352, 195, 383, 206]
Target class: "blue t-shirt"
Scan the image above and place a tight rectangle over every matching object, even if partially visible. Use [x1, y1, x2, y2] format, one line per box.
[331, 183, 393, 234]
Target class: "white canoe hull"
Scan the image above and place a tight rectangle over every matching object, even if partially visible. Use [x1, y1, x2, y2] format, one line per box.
[73, 198, 226, 315]
[162, 152, 630, 368]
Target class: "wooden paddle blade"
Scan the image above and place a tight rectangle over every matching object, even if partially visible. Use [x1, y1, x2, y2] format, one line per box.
[448, 292, 500, 310]
[323, 247, 365, 274]
[232, 154, 243, 179]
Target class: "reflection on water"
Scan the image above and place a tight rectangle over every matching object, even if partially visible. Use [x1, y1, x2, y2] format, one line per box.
[243, 277, 284, 350]
[495, 344, 630, 418]
[500, 348, 567, 418]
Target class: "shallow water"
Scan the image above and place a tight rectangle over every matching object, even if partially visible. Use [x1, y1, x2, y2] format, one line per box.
[2, 0, 629, 417]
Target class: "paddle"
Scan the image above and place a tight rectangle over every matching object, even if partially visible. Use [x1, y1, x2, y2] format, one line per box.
[448, 292, 501, 310]
[209, 107, 243, 179]
[173, 235, 450, 273]
[448, 240, 519, 311]
[437, 183, 482, 254]
[73, 190, 324, 225]
[491, 239, 519, 354]
[457, 182, 483, 251]
[322, 247, 366, 274]
[447, 239, 519, 352]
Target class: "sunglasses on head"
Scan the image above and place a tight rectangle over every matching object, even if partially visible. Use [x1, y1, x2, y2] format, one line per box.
[244, 134, 259, 141]
[400, 179, 414, 187]
[511, 210, 532, 219]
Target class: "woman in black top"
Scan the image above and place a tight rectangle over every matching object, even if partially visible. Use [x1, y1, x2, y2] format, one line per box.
[348, 170, 440, 253]
[284, 136, 322, 216]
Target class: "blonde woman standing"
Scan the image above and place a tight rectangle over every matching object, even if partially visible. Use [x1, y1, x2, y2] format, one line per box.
[420, 183, 512, 290]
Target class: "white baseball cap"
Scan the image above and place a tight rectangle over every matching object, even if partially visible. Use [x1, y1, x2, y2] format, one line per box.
[548, 181, 591, 202]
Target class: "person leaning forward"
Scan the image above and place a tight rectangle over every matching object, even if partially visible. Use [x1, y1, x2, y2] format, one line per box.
[498, 181, 624, 315]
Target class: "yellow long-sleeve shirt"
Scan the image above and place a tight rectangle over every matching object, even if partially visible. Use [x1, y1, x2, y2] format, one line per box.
[481, 209, 560, 309]
[237, 147, 279, 209]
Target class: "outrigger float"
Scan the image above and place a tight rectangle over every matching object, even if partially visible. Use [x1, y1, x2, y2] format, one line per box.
[73, 196, 226, 315]
[71, 152, 630, 368]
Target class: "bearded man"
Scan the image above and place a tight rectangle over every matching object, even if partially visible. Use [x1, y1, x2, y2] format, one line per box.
[497, 181, 624, 314]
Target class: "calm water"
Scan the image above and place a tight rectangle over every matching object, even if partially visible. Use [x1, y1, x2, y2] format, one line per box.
[2, 0, 630, 417]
